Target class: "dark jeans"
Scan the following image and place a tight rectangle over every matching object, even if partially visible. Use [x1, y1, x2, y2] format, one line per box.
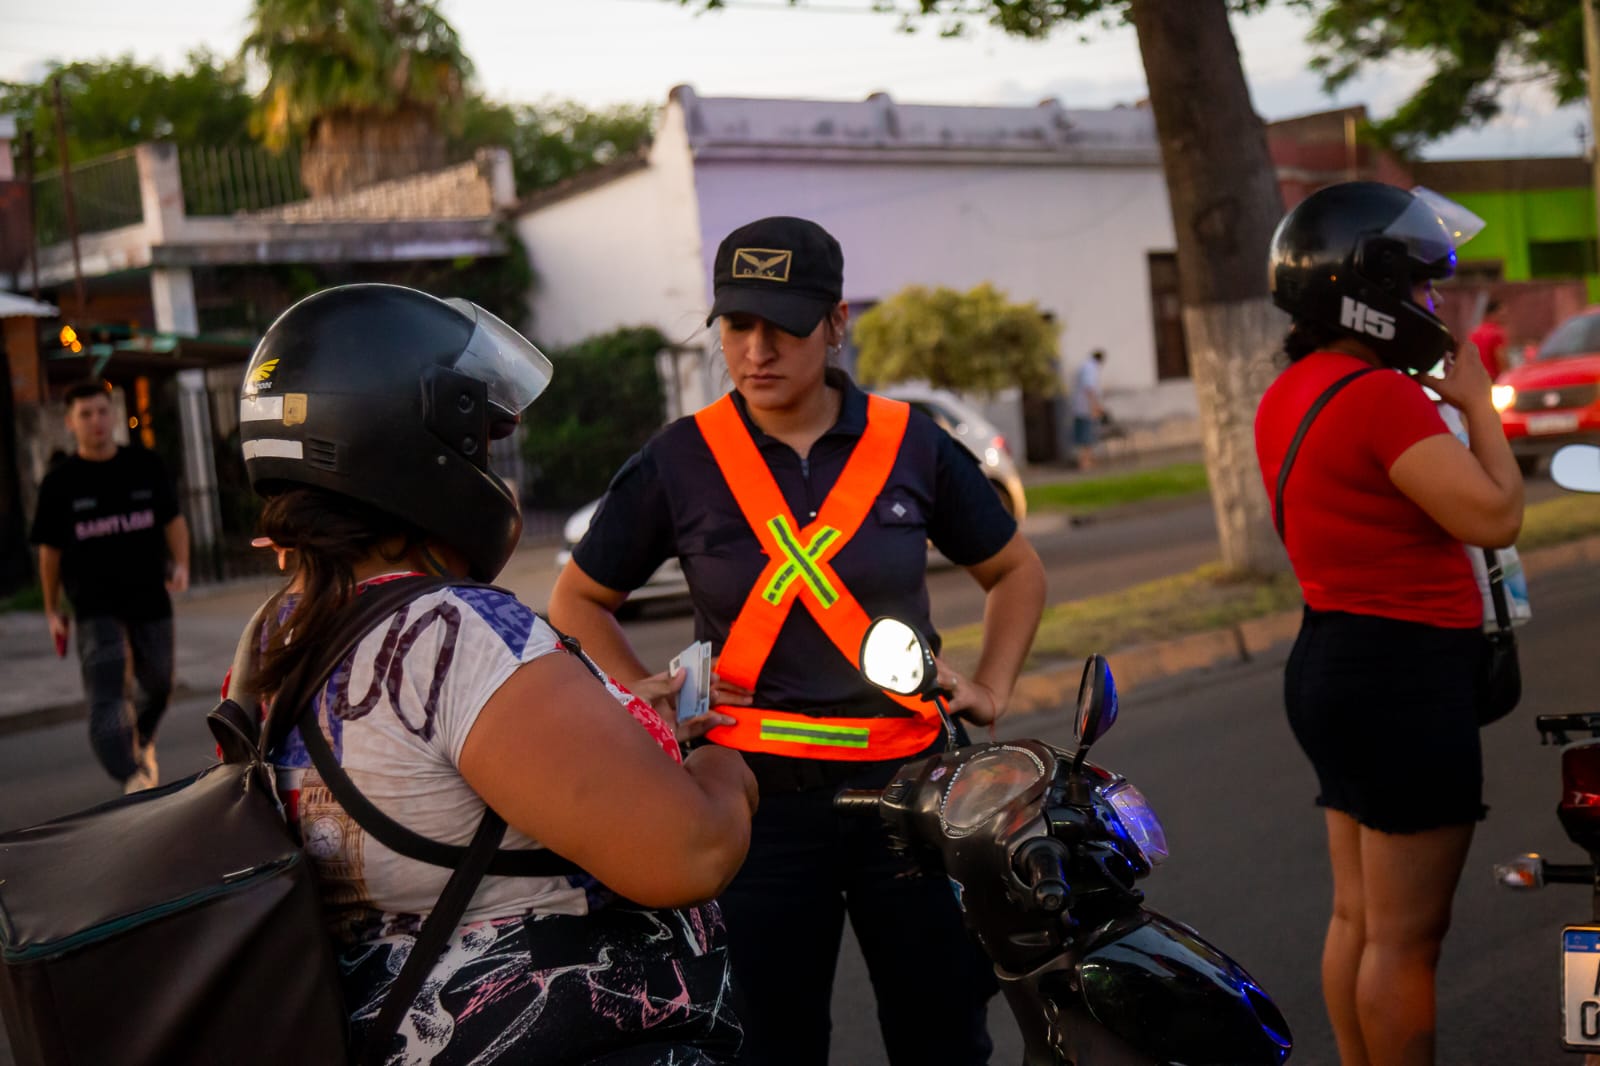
[76, 615, 173, 783]
[720, 763, 997, 1066]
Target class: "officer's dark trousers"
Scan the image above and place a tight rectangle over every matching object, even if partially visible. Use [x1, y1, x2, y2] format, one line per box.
[76, 614, 173, 783]
[719, 758, 996, 1066]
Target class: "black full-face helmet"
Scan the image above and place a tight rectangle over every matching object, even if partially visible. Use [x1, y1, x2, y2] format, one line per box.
[1268, 182, 1484, 373]
[240, 284, 552, 581]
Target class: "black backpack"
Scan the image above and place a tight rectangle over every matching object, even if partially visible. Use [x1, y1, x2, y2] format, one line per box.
[0, 577, 583, 1066]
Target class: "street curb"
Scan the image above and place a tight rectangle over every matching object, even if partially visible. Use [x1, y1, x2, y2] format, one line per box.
[1001, 532, 1600, 719]
[8, 533, 1600, 738]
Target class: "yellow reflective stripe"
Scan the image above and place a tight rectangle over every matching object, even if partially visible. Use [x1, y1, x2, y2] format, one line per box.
[758, 719, 872, 749]
[760, 517, 841, 608]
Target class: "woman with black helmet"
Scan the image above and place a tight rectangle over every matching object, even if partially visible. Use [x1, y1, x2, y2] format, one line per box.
[237, 284, 757, 1064]
[549, 215, 1046, 1065]
[1255, 183, 1523, 1066]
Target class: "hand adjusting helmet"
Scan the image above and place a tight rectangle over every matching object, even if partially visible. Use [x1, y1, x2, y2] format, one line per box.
[1268, 181, 1484, 373]
[240, 284, 552, 581]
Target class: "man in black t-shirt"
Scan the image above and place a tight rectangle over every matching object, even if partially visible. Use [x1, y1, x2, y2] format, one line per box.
[29, 381, 190, 793]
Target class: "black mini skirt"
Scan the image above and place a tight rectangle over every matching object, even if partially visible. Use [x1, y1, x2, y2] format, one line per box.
[1285, 606, 1488, 834]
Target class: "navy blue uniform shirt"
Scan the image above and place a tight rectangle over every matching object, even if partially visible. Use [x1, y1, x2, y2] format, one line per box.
[573, 370, 1017, 718]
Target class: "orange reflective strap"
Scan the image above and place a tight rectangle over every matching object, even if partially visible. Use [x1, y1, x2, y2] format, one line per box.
[710, 706, 941, 763]
[693, 393, 942, 759]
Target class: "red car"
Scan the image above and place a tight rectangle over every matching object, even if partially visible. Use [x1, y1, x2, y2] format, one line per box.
[1494, 306, 1600, 474]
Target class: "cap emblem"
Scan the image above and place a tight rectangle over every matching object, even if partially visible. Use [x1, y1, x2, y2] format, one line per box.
[733, 248, 792, 282]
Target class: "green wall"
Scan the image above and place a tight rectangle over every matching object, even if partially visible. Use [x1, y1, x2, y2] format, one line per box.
[1452, 187, 1599, 302]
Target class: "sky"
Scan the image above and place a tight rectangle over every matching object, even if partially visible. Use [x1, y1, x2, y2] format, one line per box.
[0, 0, 1590, 161]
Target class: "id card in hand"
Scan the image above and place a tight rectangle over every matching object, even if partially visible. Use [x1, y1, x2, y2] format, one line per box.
[669, 640, 712, 721]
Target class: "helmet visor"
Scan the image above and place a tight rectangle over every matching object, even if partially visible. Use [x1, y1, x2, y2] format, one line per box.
[445, 299, 553, 416]
[1382, 188, 1486, 274]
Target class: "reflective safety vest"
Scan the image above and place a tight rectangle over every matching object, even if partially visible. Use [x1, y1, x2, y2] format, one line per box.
[693, 393, 944, 762]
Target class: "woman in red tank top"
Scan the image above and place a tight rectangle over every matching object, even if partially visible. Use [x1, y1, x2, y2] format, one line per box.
[1256, 183, 1523, 1066]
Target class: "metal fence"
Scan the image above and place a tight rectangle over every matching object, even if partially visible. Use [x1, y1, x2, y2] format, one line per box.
[31, 149, 142, 245]
[178, 145, 309, 217]
[179, 146, 472, 218]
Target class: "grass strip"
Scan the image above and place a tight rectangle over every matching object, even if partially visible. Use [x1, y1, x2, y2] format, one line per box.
[1024, 462, 1209, 514]
[942, 490, 1600, 672]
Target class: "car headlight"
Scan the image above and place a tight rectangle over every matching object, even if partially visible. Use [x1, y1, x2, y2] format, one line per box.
[1103, 780, 1168, 866]
[1492, 385, 1516, 412]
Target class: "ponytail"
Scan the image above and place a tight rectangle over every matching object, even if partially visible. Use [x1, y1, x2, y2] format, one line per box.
[1283, 319, 1342, 363]
[254, 488, 424, 697]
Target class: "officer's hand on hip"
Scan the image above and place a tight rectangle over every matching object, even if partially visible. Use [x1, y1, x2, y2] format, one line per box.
[934, 656, 1001, 727]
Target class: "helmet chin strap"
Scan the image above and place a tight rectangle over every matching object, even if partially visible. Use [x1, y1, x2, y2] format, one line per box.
[418, 543, 459, 579]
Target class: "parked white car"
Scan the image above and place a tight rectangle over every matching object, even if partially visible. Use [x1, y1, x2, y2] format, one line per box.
[555, 386, 1027, 605]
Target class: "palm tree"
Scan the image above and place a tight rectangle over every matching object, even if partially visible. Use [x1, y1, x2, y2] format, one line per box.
[242, 0, 473, 197]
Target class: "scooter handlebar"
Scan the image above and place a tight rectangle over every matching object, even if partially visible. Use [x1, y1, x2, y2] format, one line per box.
[1016, 838, 1071, 913]
[834, 788, 883, 814]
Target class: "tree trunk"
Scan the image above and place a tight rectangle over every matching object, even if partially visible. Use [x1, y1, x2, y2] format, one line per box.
[301, 107, 446, 199]
[1129, 0, 1289, 574]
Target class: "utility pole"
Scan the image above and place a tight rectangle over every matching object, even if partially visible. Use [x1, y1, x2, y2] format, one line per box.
[50, 75, 86, 316]
[21, 128, 39, 301]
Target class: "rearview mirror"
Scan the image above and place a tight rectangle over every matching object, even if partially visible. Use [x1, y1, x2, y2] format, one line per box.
[1075, 654, 1119, 747]
[859, 617, 936, 698]
[1551, 444, 1600, 494]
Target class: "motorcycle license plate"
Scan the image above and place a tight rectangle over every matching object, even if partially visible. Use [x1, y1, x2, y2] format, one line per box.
[1528, 412, 1580, 435]
[1563, 927, 1600, 1049]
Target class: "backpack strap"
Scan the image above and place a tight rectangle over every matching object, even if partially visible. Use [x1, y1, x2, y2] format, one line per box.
[1274, 367, 1382, 541]
[358, 800, 509, 1066]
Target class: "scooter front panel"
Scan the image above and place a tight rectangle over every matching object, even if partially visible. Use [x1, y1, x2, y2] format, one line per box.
[1073, 909, 1292, 1065]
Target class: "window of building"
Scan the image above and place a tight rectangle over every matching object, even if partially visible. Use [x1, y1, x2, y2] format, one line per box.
[1529, 240, 1599, 279]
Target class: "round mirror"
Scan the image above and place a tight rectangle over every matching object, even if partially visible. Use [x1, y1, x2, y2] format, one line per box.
[1075, 654, 1119, 745]
[859, 617, 934, 697]
[1551, 444, 1600, 494]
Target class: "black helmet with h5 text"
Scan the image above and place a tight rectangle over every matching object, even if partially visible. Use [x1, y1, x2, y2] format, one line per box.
[239, 284, 552, 581]
[1268, 182, 1484, 374]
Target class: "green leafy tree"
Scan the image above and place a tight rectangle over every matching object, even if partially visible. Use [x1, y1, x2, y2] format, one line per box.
[1297, 0, 1587, 152]
[1, 52, 253, 170]
[521, 327, 667, 507]
[854, 283, 1058, 395]
[454, 97, 655, 192]
[242, 0, 473, 194]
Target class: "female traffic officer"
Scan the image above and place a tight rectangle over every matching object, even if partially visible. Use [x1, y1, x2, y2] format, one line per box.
[1255, 184, 1522, 1066]
[549, 216, 1047, 1065]
[237, 284, 758, 1064]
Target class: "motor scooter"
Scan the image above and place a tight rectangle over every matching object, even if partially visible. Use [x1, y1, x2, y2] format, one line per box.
[1495, 442, 1600, 1060]
[835, 617, 1293, 1065]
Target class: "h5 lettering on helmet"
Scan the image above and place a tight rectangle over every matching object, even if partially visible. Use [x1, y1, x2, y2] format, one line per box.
[1339, 296, 1396, 341]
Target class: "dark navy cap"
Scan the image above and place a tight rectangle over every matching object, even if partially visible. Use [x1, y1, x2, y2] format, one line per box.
[707, 216, 844, 337]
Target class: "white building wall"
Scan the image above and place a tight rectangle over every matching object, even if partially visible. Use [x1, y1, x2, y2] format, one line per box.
[516, 103, 706, 353]
[690, 160, 1178, 403]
